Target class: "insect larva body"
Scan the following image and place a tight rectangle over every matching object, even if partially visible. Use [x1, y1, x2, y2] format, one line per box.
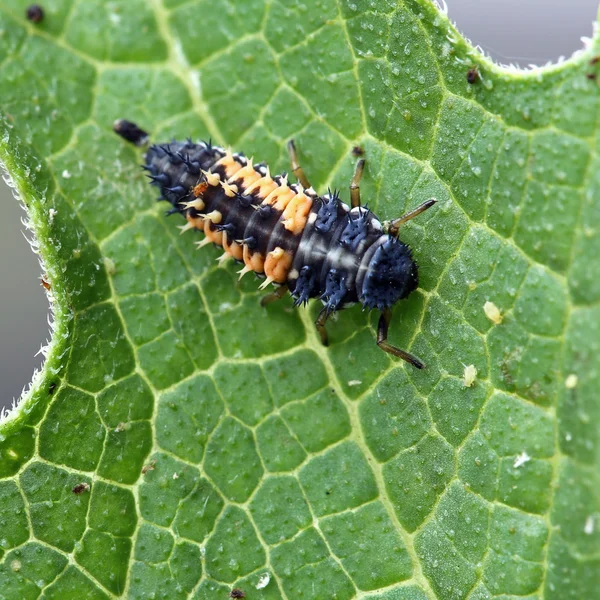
[141, 137, 435, 368]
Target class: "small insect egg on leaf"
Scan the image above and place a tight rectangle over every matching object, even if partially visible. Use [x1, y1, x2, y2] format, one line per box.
[565, 374, 578, 389]
[483, 301, 502, 324]
[104, 257, 116, 275]
[463, 364, 477, 387]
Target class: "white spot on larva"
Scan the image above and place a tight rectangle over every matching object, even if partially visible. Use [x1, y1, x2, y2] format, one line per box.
[61, 169, 71, 179]
[513, 451, 531, 469]
[48, 208, 57, 223]
[463, 364, 477, 387]
[308, 211, 317, 225]
[205, 210, 222, 224]
[348, 380, 362, 387]
[288, 268, 299, 280]
[484, 300, 502, 324]
[256, 573, 271, 590]
[565, 374, 578, 389]
[584, 516, 594, 535]
[220, 180, 238, 197]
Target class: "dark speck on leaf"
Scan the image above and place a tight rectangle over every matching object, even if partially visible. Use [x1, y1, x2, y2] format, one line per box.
[466, 66, 480, 84]
[72, 483, 90, 495]
[352, 145, 365, 157]
[141, 460, 156, 474]
[25, 4, 44, 22]
[229, 589, 246, 599]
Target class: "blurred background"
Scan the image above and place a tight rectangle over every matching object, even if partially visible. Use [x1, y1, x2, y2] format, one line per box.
[1, 0, 598, 410]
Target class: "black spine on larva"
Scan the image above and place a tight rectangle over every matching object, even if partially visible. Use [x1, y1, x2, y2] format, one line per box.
[144, 141, 223, 211]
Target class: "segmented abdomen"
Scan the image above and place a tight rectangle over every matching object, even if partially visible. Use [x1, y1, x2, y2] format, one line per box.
[144, 140, 396, 311]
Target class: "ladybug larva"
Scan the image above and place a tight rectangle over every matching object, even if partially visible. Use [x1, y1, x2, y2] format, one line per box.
[123, 127, 436, 368]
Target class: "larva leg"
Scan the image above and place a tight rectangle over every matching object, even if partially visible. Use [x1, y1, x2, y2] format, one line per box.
[260, 284, 288, 307]
[315, 307, 330, 346]
[377, 308, 425, 369]
[287, 139, 311, 189]
[387, 199, 437, 237]
[350, 158, 365, 208]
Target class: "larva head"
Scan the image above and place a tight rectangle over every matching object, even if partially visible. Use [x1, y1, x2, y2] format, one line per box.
[360, 237, 418, 311]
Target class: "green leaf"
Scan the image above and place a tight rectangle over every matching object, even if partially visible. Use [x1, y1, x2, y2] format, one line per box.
[1, 0, 599, 598]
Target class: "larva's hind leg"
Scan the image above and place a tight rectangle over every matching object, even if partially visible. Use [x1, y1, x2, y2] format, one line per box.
[287, 139, 311, 189]
[350, 158, 365, 208]
[260, 284, 288, 307]
[315, 307, 330, 346]
[377, 308, 425, 369]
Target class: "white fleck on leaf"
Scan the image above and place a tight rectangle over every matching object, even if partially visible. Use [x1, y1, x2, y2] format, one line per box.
[514, 451, 531, 468]
[256, 572, 271, 590]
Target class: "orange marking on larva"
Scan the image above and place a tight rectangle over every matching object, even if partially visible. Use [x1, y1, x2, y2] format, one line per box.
[231, 164, 261, 189]
[282, 192, 313, 234]
[263, 185, 296, 211]
[264, 247, 293, 283]
[204, 223, 223, 246]
[186, 213, 206, 232]
[215, 152, 243, 179]
[245, 175, 278, 199]
[223, 237, 244, 261]
[243, 244, 265, 274]
[193, 182, 208, 198]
